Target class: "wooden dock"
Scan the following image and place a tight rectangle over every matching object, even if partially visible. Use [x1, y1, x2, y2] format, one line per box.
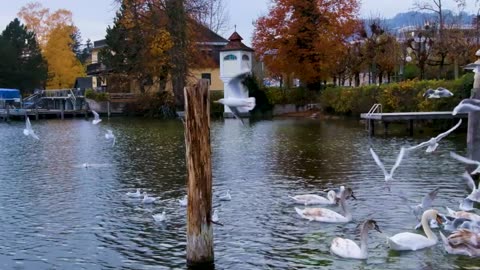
[0, 108, 88, 121]
[360, 111, 468, 136]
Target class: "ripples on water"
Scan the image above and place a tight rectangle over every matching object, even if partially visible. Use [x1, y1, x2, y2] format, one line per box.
[0, 117, 479, 269]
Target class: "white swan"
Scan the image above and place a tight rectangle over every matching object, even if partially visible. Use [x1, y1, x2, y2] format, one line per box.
[152, 211, 166, 222]
[295, 187, 353, 223]
[407, 119, 462, 153]
[219, 189, 231, 201]
[178, 195, 187, 206]
[91, 110, 102, 125]
[370, 147, 405, 187]
[126, 189, 142, 198]
[142, 194, 156, 204]
[330, 219, 382, 259]
[290, 190, 337, 205]
[23, 116, 39, 140]
[387, 209, 443, 251]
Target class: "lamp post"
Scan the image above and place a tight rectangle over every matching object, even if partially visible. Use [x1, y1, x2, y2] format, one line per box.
[464, 49, 480, 168]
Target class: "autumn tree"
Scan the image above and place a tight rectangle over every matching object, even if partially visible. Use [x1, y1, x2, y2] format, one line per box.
[43, 25, 85, 89]
[253, 0, 360, 89]
[0, 18, 47, 94]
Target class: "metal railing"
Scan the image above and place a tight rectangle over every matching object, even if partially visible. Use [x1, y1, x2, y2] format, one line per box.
[365, 103, 382, 131]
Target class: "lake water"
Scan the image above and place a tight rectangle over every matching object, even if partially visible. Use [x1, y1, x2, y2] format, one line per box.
[0, 117, 479, 269]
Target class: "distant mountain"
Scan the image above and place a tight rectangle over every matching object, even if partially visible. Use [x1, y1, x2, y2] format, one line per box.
[368, 10, 475, 32]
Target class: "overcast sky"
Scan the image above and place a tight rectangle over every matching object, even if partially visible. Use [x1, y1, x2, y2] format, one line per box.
[0, 0, 477, 46]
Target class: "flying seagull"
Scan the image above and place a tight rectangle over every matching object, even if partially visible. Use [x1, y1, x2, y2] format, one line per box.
[23, 116, 39, 140]
[453, 102, 480, 115]
[462, 171, 480, 203]
[399, 187, 440, 220]
[369, 147, 406, 189]
[423, 87, 453, 98]
[91, 110, 102, 125]
[407, 119, 462, 153]
[105, 129, 115, 147]
[450, 152, 480, 174]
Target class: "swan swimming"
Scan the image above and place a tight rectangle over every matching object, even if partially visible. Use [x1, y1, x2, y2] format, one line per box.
[219, 189, 231, 201]
[290, 190, 337, 205]
[142, 194, 156, 204]
[295, 187, 354, 223]
[179, 195, 187, 206]
[126, 189, 142, 198]
[387, 209, 443, 251]
[153, 211, 166, 222]
[330, 219, 382, 259]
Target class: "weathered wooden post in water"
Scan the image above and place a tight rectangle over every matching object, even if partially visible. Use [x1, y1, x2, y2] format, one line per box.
[467, 50, 480, 167]
[184, 79, 214, 267]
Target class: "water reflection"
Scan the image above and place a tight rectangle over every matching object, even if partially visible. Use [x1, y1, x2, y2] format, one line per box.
[0, 118, 479, 269]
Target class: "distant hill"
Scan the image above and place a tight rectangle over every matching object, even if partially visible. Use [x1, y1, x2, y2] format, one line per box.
[368, 10, 475, 31]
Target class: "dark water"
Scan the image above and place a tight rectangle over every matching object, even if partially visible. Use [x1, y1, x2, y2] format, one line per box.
[0, 117, 479, 269]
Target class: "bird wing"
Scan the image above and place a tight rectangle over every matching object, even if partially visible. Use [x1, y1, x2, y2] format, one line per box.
[92, 110, 100, 121]
[227, 72, 249, 97]
[25, 117, 32, 131]
[390, 147, 406, 176]
[437, 87, 453, 96]
[423, 89, 435, 97]
[112, 136, 116, 147]
[450, 152, 480, 166]
[435, 119, 462, 141]
[454, 103, 480, 115]
[462, 171, 476, 192]
[397, 192, 414, 211]
[460, 98, 480, 105]
[31, 132, 40, 140]
[369, 148, 388, 178]
[421, 187, 440, 209]
[406, 140, 431, 151]
[227, 105, 245, 126]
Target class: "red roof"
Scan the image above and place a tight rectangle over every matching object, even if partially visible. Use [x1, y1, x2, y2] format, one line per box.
[221, 31, 254, 52]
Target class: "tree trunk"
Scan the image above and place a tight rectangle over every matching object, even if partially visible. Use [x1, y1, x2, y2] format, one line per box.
[184, 79, 214, 267]
[167, 0, 188, 110]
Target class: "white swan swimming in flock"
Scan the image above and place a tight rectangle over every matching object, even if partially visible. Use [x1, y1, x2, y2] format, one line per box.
[330, 219, 382, 259]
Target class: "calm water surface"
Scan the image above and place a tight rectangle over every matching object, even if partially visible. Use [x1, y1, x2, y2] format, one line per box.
[0, 117, 479, 269]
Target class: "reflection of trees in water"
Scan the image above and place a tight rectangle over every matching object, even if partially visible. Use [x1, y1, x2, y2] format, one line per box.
[267, 119, 365, 184]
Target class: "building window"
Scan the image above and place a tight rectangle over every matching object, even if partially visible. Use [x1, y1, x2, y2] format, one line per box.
[201, 73, 211, 85]
[223, 54, 237, 61]
[242, 54, 250, 61]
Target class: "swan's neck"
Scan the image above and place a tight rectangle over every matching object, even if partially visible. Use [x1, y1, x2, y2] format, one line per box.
[339, 198, 351, 220]
[421, 214, 437, 241]
[327, 192, 336, 203]
[359, 227, 369, 257]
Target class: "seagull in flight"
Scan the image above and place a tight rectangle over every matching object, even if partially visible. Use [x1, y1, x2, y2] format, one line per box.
[399, 187, 440, 220]
[462, 171, 480, 203]
[23, 116, 39, 140]
[453, 102, 480, 115]
[369, 147, 406, 189]
[450, 152, 480, 174]
[105, 129, 115, 146]
[423, 87, 453, 98]
[406, 119, 462, 153]
[91, 110, 102, 125]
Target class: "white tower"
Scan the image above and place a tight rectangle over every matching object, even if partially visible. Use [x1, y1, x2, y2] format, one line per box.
[219, 31, 254, 117]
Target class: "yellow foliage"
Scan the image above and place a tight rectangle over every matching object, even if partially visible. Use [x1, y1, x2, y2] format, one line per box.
[44, 26, 85, 89]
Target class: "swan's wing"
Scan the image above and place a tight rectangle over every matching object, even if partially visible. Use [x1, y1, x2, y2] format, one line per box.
[406, 140, 431, 151]
[227, 105, 245, 126]
[462, 171, 476, 192]
[421, 187, 440, 209]
[450, 152, 480, 165]
[369, 148, 388, 178]
[435, 119, 462, 141]
[92, 110, 100, 121]
[390, 147, 406, 176]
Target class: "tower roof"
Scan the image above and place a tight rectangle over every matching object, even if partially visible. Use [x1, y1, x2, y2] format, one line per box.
[221, 31, 254, 52]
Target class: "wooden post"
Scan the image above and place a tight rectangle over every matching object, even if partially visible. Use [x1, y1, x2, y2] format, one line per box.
[61, 99, 65, 120]
[369, 119, 375, 136]
[6, 105, 9, 122]
[184, 79, 214, 267]
[468, 54, 480, 170]
[409, 120, 414, 136]
[383, 122, 389, 136]
[107, 101, 111, 119]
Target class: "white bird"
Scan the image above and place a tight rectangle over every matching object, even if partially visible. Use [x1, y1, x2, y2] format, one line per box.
[440, 229, 480, 257]
[290, 190, 337, 205]
[453, 103, 480, 115]
[369, 147, 405, 186]
[82, 163, 89, 168]
[152, 211, 166, 222]
[178, 195, 187, 206]
[212, 209, 219, 222]
[219, 189, 231, 201]
[460, 198, 475, 211]
[126, 189, 142, 198]
[423, 87, 453, 98]
[214, 97, 256, 125]
[387, 209, 443, 251]
[23, 116, 39, 140]
[105, 129, 115, 146]
[446, 207, 480, 222]
[330, 219, 382, 259]
[407, 119, 462, 153]
[399, 187, 440, 220]
[451, 152, 480, 175]
[91, 110, 102, 125]
[462, 171, 480, 202]
[295, 187, 353, 223]
[142, 194, 156, 204]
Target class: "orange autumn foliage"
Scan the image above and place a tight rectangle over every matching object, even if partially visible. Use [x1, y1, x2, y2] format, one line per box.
[253, 0, 360, 87]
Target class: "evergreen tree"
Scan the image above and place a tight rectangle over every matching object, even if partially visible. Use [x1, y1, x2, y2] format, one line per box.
[0, 18, 47, 95]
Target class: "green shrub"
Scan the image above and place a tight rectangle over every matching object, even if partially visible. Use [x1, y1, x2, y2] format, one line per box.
[85, 89, 109, 102]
